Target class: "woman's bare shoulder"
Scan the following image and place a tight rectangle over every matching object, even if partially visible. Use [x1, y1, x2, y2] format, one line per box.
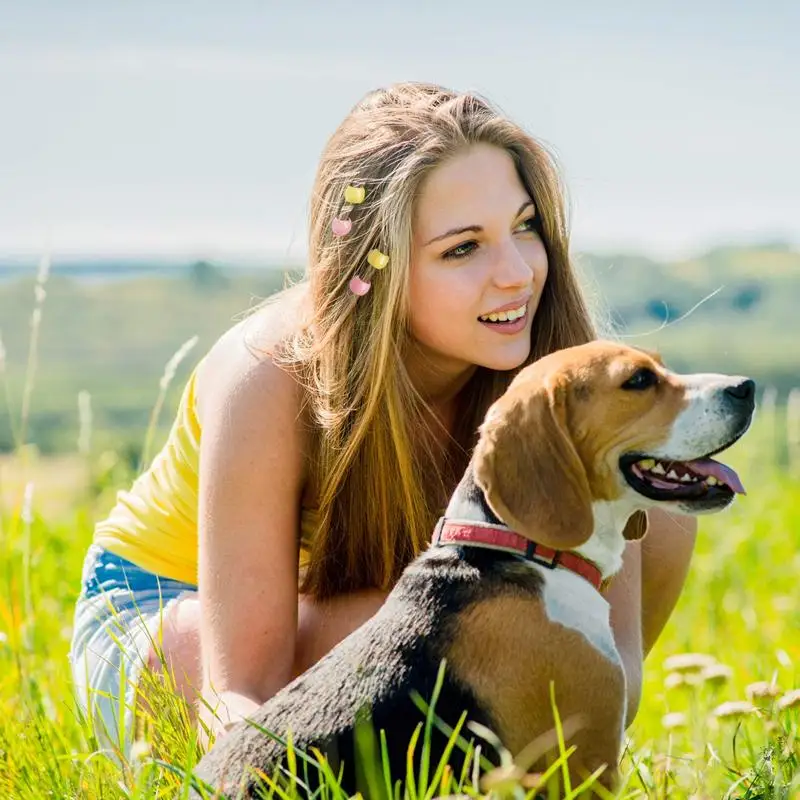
[194, 284, 312, 439]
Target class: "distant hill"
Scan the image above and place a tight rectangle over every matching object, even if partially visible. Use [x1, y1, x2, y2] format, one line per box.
[576, 241, 799, 384]
[0, 244, 797, 454]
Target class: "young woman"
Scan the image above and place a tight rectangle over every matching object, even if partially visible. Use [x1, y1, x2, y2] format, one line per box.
[70, 82, 697, 755]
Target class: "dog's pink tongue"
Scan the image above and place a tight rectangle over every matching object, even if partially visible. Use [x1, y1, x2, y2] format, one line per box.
[689, 458, 746, 494]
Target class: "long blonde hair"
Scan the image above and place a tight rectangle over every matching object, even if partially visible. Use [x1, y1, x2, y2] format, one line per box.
[275, 82, 596, 599]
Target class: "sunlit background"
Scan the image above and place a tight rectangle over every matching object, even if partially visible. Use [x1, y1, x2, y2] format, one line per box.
[2, 0, 799, 459]
[2, 5, 800, 797]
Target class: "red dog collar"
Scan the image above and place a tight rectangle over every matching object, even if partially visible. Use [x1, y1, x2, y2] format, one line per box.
[432, 518, 607, 593]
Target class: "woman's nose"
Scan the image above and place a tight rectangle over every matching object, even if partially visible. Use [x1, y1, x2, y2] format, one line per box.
[491, 240, 534, 289]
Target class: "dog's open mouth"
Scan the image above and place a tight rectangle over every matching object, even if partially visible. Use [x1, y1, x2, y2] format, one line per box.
[619, 453, 745, 502]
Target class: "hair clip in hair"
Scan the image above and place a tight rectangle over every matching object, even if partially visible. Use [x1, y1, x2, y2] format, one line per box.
[349, 276, 372, 296]
[367, 249, 389, 270]
[332, 187, 364, 237]
[331, 218, 352, 237]
[349, 249, 390, 296]
[333, 185, 388, 296]
[344, 185, 366, 205]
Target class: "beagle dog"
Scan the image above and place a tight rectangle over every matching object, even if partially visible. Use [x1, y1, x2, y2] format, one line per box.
[192, 341, 755, 798]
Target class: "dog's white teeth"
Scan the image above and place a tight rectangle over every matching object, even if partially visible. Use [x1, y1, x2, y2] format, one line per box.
[635, 457, 705, 485]
[707, 476, 719, 486]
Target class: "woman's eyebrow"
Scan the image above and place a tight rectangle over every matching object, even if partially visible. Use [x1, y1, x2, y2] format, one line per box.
[423, 200, 534, 247]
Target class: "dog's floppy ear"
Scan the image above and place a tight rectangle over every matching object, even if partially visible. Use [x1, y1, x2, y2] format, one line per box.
[623, 510, 649, 541]
[473, 382, 594, 550]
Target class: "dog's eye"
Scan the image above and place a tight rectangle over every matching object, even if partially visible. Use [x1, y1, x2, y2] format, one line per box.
[621, 367, 658, 391]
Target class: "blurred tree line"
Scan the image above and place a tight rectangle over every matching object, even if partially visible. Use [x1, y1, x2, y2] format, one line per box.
[0, 244, 797, 456]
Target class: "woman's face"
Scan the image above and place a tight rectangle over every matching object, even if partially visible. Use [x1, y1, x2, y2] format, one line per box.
[408, 143, 549, 387]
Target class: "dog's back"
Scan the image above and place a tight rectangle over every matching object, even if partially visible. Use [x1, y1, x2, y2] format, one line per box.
[193, 546, 562, 797]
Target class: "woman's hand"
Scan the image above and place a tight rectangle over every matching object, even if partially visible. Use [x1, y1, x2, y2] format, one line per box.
[197, 588, 388, 750]
[198, 688, 263, 749]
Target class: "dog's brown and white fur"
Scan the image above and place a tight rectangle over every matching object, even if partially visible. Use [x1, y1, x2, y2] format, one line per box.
[193, 341, 755, 797]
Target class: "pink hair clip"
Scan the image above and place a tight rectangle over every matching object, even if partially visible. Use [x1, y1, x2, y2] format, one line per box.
[348, 275, 372, 296]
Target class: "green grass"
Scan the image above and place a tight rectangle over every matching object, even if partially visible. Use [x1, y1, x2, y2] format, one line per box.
[1, 254, 799, 797]
[0, 415, 799, 798]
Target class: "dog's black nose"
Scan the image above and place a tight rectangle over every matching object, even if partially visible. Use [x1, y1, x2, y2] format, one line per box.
[724, 378, 756, 406]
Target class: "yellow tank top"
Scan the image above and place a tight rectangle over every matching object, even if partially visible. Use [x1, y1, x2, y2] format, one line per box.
[94, 360, 316, 586]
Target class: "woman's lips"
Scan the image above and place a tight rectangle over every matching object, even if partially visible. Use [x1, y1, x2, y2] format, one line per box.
[478, 306, 528, 335]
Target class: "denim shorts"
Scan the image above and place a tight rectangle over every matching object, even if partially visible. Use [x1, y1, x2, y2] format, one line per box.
[69, 543, 198, 757]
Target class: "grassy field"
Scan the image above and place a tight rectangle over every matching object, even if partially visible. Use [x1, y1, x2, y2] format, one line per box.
[0, 411, 799, 798]
[1, 250, 799, 797]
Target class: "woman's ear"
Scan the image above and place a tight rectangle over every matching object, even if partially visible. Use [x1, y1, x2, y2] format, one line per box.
[472, 382, 594, 550]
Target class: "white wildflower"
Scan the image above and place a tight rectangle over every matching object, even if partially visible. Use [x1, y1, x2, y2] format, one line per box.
[712, 700, 757, 720]
[662, 711, 688, 730]
[777, 689, 800, 711]
[663, 653, 717, 674]
[699, 663, 734, 687]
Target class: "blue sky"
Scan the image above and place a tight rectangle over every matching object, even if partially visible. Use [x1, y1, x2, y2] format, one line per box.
[1, 0, 797, 262]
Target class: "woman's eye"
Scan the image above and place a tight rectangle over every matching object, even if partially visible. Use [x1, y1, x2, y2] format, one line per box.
[442, 241, 477, 260]
[515, 216, 538, 234]
[441, 217, 537, 260]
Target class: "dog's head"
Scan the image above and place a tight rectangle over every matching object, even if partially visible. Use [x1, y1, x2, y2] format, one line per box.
[473, 340, 755, 551]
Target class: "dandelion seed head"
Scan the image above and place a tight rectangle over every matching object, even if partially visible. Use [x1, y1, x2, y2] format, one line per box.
[662, 711, 688, 730]
[663, 653, 717, 673]
[746, 680, 780, 704]
[665, 671, 700, 691]
[777, 689, 800, 711]
[699, 663, 734, 687]
[712, 700, 757, 720]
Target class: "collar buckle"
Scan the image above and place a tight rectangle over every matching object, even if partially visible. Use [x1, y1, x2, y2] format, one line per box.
[526, 541, 560, 569]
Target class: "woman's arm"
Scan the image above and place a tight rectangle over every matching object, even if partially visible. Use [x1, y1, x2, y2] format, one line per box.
[195, 329, 309, 735]
[605, 538, 643, 728]
[606, 507, 698, 727]
[640, 508, 698, 656]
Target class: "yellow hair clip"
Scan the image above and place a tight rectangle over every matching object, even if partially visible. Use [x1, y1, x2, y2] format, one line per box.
[344, 185, 366, 205]
[367, 249, 389, 270]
